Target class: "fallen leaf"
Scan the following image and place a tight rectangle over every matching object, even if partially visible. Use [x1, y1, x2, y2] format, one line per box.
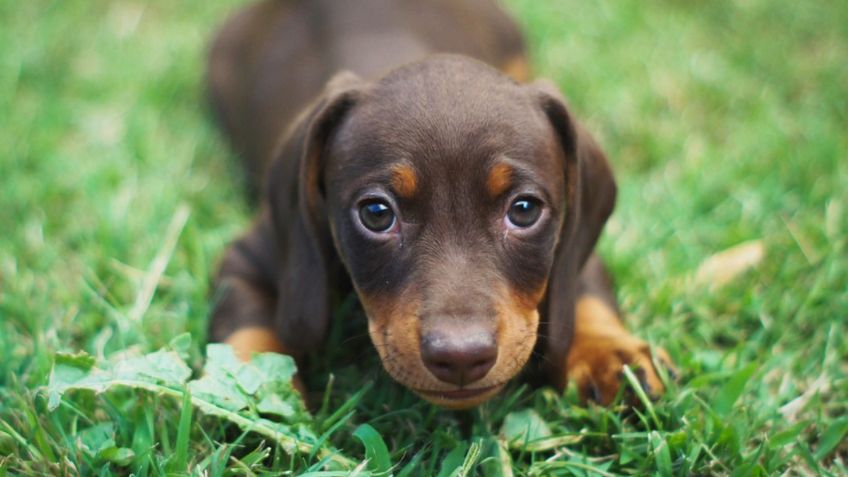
[694, 240, 765, 288]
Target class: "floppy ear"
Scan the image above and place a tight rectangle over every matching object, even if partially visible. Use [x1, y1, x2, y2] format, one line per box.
[532, 80, 618, 389]
[265, 72, 368, 356]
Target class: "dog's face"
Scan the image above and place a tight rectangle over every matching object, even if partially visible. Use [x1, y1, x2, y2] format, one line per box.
[320, 58, 568, 408]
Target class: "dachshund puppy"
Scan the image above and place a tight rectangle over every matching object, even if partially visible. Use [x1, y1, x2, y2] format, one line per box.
[207, 0, 671, 409]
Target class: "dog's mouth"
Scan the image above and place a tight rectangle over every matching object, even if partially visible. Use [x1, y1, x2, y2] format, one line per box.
[414, 383, 505, 409]
[418, 385, 496, 400]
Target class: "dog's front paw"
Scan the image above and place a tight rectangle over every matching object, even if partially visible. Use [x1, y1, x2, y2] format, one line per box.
[566, 330, 674, 406]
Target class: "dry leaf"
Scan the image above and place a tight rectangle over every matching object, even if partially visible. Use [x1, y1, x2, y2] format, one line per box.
[694, 240, 765, 288]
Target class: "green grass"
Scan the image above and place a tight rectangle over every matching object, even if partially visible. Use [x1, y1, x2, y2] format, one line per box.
[1, 0, 846, 474]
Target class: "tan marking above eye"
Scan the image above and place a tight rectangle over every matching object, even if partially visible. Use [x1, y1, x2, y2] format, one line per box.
[486, 162, 513, 198]
[390, 163, 418, 199]
[501, 55, 531, 84]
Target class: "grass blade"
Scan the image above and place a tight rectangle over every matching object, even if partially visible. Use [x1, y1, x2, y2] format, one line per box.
[814, 416, 848, 460]
[170, 386, 193, 473]
[714, 364, 757, 417]
[437, 442, 468, 477]
[622, 365, 661, 429]
[396, 449, 426, 477]
[650, 431, 673, 477]
[352, 424, 392, 474]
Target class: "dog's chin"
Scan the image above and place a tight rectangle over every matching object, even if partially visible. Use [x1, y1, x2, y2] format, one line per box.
[414, 383, 506, 410]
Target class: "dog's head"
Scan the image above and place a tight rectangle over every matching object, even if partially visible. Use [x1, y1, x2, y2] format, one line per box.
[268, 55, 615, 409]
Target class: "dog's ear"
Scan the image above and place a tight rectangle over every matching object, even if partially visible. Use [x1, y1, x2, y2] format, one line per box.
[265, 71, 368, 356]
[531, 80, 617, 388]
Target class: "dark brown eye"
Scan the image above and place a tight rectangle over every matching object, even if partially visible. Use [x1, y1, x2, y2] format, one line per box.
[507, 197, 542, 228]
[359, 200, 396, 232]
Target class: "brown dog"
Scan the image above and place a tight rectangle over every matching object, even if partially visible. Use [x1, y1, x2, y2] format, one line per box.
[207, 0, 671, 409]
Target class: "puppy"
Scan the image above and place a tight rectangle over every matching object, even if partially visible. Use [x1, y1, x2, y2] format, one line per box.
[207, 0, 671, 409]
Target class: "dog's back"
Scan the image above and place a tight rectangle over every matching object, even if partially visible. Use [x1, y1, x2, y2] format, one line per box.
[207, 0, 527, 195]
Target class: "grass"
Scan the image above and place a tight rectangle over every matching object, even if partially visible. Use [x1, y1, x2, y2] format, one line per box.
[1, 0, 846, 474]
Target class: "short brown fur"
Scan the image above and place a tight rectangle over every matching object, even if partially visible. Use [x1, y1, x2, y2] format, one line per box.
[207, 0, 673, 409]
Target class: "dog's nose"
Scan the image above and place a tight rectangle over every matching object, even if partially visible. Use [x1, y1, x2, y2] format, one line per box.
[421, 331, 497, 386]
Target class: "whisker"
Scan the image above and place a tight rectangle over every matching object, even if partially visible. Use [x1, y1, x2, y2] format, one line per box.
[340, 331, 372, 345]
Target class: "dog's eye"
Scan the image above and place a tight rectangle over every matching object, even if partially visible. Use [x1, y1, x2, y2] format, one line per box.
[359, 200, 396, 232]
[507, 197, 542, 228]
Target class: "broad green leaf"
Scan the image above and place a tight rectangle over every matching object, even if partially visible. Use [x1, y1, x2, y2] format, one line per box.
[77, 422, 114, 458]
[252, 352, 297, 383]
[233, 364, 265, 395]
[46, 351, 99, 411]
[46, 349, 192, 411]
[44, 344, 355, 468]
[55, 351, 96, 370]
[257, 394, 296, 418]
[204, 344, 263, 394]
[113, 350, 192, 386]
[201, 344, 298, 399]
[206, 343, 243, 368]
[500, 409, 552, 448]
[187, 374, 249, 412]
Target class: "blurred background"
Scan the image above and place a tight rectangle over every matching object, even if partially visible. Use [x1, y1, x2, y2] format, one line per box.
[0, 0, 845, 474]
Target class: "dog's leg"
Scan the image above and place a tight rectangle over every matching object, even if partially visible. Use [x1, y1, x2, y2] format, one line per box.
[564, 255, 674, 405]
[209, 218, 307, 393]
[209, 219, 279, 356]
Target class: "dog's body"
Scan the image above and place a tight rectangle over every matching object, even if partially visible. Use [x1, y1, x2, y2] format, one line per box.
[207, 0, 528, 195]
[208, 0, 670, 409]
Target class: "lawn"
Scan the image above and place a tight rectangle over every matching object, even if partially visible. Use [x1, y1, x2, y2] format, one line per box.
[1, 0, 846, 475]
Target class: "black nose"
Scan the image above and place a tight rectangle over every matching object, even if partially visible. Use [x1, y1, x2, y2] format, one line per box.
[421, 331, 497, 386]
